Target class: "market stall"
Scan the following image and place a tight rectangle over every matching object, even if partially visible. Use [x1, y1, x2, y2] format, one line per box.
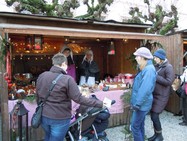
[0, 12, 183, 141]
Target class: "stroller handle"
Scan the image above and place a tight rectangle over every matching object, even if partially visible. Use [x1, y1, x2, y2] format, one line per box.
[88, 99, 115, 116]
[111, 100, 116, 105]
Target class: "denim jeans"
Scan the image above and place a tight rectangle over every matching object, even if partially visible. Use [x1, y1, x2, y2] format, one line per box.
[41, 116, 71, 141]
[131, 110, 148, 141]
[150, 111, 162, 131]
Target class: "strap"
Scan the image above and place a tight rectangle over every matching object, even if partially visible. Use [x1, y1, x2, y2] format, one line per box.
[43, 74, 63, 104]
[49, 74, 63, 91]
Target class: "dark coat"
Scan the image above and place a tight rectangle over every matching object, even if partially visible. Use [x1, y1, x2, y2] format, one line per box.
[79, 60, 100, 82]
[36, 66, 103, 120]
[151, 59, 175, 113]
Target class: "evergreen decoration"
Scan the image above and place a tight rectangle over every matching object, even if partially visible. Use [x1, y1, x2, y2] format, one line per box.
[0, 37, 10, 66]
[120, 89, 148, 141]
[120, 89, 133, 140]
[126, 54, 137, 70]
[24, 95, 36, 103]
[120, 89, 131, 106]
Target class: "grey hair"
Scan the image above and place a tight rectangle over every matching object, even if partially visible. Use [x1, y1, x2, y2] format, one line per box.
[85, 49, 93, 56]
[52, 53, 67, 66]
[82, 49, 94, 63]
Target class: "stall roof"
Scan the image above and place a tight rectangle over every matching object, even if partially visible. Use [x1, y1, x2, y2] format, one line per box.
[166, 29, 187, 37]
[0, 12, 163, 40]
[0, 12, 152, 29]
[0, 23, 163, 40]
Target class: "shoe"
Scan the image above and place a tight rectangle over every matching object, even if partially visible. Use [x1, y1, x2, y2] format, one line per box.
[174, 111, 182, 116]
[179, 122, 187, 126]
[153, 133, 163, 141]
[148, 134, 157, 141]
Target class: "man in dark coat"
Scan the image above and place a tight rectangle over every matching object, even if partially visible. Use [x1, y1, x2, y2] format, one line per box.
[36, 53, 104, 141]
[148, 49, 175, 141]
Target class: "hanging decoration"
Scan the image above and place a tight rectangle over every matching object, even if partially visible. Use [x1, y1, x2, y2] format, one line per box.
[0, 36, 13, 87]
[6, 50, 12, 82]
[108, 40, 115, 55]
[0, 37, 10, 65]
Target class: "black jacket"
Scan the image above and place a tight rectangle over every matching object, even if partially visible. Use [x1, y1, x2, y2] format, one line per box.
[79, 60, 100, 82]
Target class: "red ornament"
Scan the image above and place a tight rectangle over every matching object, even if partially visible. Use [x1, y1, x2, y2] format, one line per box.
[8, 83, 13, 88]
[5, 76, 9, 81]
[7, 79, 11, 83]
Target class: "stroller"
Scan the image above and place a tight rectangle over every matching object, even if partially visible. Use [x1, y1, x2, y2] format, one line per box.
[65, 96, 115, 141]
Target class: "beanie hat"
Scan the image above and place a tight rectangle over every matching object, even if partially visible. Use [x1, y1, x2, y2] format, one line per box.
[133, 47, 153, 59]
[153, 49, 166, 60]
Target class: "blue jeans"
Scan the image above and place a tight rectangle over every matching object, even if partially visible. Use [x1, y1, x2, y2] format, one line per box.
[131, 110, 148, 141]
[41, 116, 71, 141]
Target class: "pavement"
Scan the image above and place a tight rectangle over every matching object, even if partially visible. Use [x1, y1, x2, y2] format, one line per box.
[106, 110, 187, 141]
[1, 111, 187, 141]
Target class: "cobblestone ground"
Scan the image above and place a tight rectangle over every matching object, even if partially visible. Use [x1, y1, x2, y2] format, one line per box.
[1, 111, 187, 141]
[106, 110, 187, 141]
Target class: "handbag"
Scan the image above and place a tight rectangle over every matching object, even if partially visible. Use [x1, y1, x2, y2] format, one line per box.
[31, 74, 63, 128]
[176, 82, 186, 98]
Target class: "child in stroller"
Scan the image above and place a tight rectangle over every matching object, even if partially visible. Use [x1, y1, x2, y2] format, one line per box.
[65, 95, 113, 141]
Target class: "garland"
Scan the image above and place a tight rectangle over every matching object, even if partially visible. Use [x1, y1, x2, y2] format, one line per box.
[0, 37, 10, 66]
[24, 94, 36, 103]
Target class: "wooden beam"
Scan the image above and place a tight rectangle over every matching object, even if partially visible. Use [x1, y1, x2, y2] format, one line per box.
[0, 31, 9, 141]
[3, 26, 163, 41]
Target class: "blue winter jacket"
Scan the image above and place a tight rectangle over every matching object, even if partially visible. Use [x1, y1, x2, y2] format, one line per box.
[131, 60, 156, 111]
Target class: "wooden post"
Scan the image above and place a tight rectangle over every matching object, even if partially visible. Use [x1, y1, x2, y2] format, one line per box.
[0, 31, 10, 141]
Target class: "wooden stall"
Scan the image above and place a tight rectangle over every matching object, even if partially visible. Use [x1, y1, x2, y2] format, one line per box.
[0, 12, 184, 141]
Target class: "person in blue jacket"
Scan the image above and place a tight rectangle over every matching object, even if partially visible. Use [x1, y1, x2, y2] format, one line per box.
[130, 47, 157, 141]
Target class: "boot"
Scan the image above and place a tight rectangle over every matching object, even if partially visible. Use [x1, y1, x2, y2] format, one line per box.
[153, 130, 163, 141]
[148, 133, 157, 141]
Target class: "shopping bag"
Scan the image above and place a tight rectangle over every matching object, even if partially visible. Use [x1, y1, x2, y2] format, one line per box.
[31, 102, 43, 128]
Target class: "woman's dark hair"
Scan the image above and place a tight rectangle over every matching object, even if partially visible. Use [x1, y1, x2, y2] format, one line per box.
[63, 48, 71, 52]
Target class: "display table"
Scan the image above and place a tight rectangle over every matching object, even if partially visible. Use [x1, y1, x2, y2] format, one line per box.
[93, 89, 129, 114]
[8, 89, 130, 141]
[9, 90, 129, 125]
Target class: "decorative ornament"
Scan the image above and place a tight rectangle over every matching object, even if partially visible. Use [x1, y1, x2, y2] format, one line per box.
[0, 37, 12, 66]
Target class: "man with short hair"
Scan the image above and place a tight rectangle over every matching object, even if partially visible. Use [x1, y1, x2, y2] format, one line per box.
[36, 53, 103, 141]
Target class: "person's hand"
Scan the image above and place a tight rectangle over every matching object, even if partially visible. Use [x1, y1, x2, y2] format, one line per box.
[103, 102, 109, 108]
[172, 78, 181, 91]
[130, 105, 140, 111]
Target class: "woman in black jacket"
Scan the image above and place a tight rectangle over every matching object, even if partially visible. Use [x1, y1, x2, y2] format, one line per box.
[148, 49, 175, 141]
[79, 49, 100, 86]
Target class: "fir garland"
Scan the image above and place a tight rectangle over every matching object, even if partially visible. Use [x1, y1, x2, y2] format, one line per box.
[0, 38, 8, 66]
[24, 94, 36, 103]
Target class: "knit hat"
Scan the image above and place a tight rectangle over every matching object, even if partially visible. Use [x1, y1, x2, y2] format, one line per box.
[153, 49, 166, 60]
[133, 47, 153, 59]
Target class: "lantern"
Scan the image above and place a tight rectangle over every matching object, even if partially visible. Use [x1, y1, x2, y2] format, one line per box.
[108, 40, 115, 55]
[10, 100, 29, 141]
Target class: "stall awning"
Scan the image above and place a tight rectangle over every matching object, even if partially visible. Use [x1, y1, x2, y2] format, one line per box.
[0, 23, 163, 40]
